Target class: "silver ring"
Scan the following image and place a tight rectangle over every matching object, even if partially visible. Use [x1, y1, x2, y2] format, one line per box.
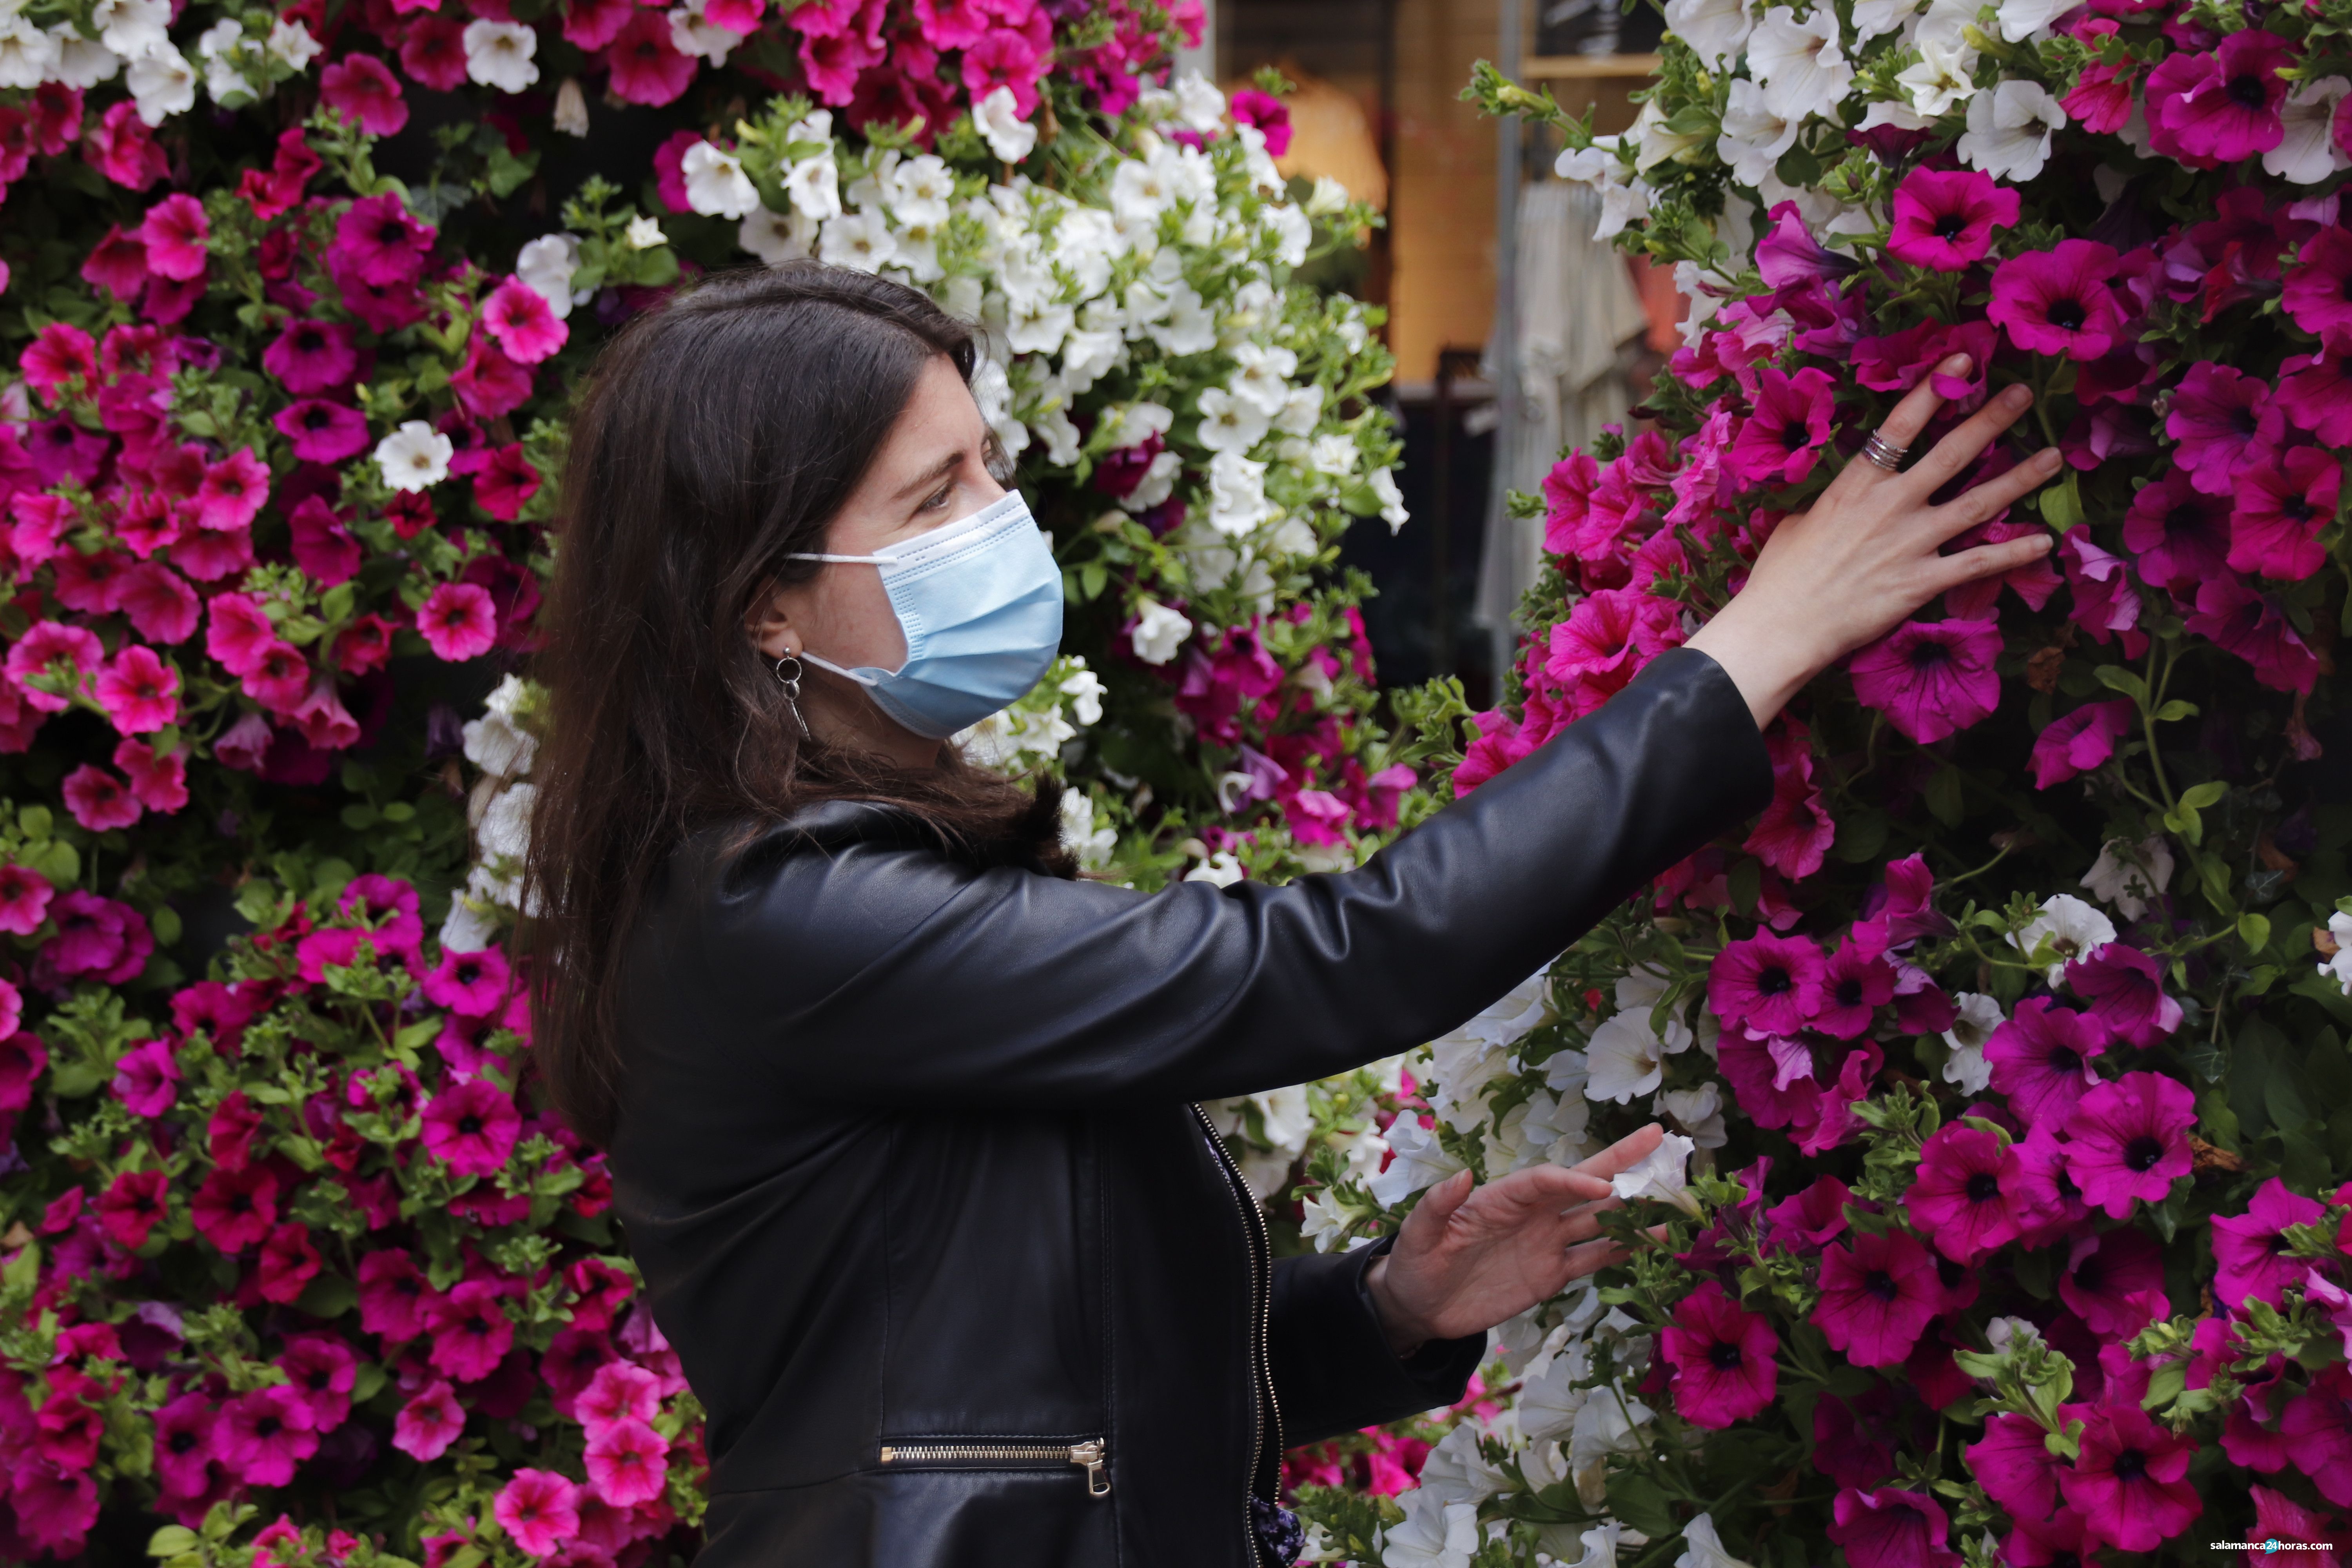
[1862, 431, 1909, 472]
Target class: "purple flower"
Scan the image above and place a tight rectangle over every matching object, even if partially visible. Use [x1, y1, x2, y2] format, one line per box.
[2213, 1178, 2327, 1308]
[2029, 699, 2134, 790]
[1726, 365, 1839, 487]
[109, 1037, 180, 1117]
[2063, 1071, 2196, 1219]
[1662, 1280, 1779, 1428]
[2060, 1225, 2166, 1337]
[2283, 224, 2352, 346]
[420, 1079, 522, 1178]
[2165, 361, 2278, 496]
[2060, 1402, 2202, 1551]
[2230, 445, 2340, 581]
[2064, 943, 2183, 1047]
[1904, 1124, 2020, 1264]
[2146, 28, 2291, 165]
[1828, 1487, 1962, 1568]
[1989, 241, 2125, 361]
[1708, 931, 1828, 1036]
[2277, 344, 2352, 445]
[214, 1384, 318, 1487]
[1755, 201, 1859, 288]
[1966, 1412, 2066, 1519]
[273, 399, 372, 464]
[1813, 1229, 1939, 1368]
[1984, 998, 2109, 1129]
[1847, 619, 2003, 744]
[1887, 169, 2018, 271]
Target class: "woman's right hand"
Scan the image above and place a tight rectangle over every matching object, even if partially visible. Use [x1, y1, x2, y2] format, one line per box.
[1684, 355, 2062, 730]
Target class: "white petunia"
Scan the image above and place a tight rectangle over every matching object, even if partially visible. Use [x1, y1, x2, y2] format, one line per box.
[1172, 67, 1226, 131]
[624, 214, 667, 249]
[266, 16, 321, 69]
[1676, 1515, 1759, 1568]
[1993, 0, 2071, 41]
[1584, 1013, 1669, 1103]
[1121, 451, 1180, 512]
[476, 781, 537, 863]
[819, 210, 897, 272]
[2322, 913, 2352, 995]
[1913, 0, 1986, 53]
[127, 40, 196, 125]
[47, 25, 120, 89]
[1940, 992, 2004, 1094]
[1274, 384, 1325, 437]
[462, 708, 536, 779]
[553, 76, 589, 136]
[93, 0, 169, 56]
[1129, 598, 1193, 665]
[1957, 78, 2067, 183]
[1896, 38, 1980, 118]
[1658, 1082, 1727, 1148]
[667, 0, 745, 64]
[973, 84, 1038, 162]
[1562, 1521, 1646, 1568]
[2269, 78, 2352, 185]
[1112, 152, 1183, 227]
[784, 153, 842, 221]
[1267, 201, 1311, 267]
[195, 18, 250, 103]
[1032, 401, 1083, 467]
[1305, 175, 1350, 216]
[1206, 451, 1277, 536]
[1145, 283, 1219, 355]
[739, 207, 816, 266]
[1099, 402, 1174, 450]
[1310, 434, 1359, 476]
[1417, 1426, 1512, 1508]
[1369, 467, 1408, 532]
[888, 154, 956, 229]
[1007, 297, 1075, 357]
[462, 19, 539, 93]
[1749, 7, 1852, 123]
[1569, 1388, 1655, 1506]
[1849, 0, 1919, 40]
[1381, 1489, 1480, 1568]
[681, 141, 760, 219]
[1366, 1114, 1465, 1207]
[1227, 342, 1301, 417]
[1058, 662, 1106, 726]
[1633, 96, 1711, 171]
[1057, 789, 1117, 870]
[1717, 79, 1800, 188]
[1197, 386, 1272, 455]
[1186, 850, 1245, 887]
[516, 233, 582, 316]
[1662, 0, 1751, 67]
[2009, 892, 2116, 984]
[1610, 1131, 1699, 1214]
[375, 421, 454, 493]
[2080, 836, 2175, 921]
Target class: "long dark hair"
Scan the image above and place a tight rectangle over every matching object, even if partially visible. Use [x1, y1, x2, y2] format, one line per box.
[525, 264, 1071, 1147]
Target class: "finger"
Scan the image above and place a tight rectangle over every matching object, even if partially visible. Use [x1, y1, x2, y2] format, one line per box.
[1924, 447, 2065, 541]
[1927, 533, 2055, 597]
[1904, 381, 2034, 496]
[1550, 1192, 1626, 1245]
[1490, 1163, 1616, 1209]
[1869, 353, 1970, 454]
[1569, 1122, 1667, 1183]
[1561, 1234, 1631, 1279]
[1405, 1167, 1475, 1243]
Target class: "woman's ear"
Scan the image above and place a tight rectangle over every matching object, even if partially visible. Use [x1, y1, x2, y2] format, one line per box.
[749, 581, 800, 662]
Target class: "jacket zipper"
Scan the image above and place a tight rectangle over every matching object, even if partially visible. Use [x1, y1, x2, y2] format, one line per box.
[878, 1439, 1111, 1497]
[1194, 1103, 1283, 1561]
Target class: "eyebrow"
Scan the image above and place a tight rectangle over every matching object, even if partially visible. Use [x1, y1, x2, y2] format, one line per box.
[892, 452, 964, 504]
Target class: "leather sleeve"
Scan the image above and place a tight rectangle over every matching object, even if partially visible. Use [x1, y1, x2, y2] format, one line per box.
[646, 646, 1772, 1108]
[1267, 1240, 1485, 1447]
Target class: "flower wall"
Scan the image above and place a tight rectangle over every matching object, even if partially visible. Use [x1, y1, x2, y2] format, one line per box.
[1289, 0, 2352, 1563]
[0, 0, 1431, 1552]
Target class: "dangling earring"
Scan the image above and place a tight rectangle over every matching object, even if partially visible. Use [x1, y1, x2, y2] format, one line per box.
[775, 654, 810, 739]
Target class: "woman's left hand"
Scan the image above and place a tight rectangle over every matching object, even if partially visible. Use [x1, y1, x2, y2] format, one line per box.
[1361, 1123, 1670, 1356]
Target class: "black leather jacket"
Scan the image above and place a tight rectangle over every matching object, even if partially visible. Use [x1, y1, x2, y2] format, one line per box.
[608, 648, 1771, 1566]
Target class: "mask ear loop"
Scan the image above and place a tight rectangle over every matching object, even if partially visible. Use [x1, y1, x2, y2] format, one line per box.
[775, 655, 811, 739]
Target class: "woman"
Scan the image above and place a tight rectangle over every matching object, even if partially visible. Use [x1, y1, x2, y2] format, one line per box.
[526, 264, 2059, 1566]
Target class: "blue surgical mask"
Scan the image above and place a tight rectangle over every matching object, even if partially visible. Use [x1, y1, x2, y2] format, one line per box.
[787, 490, 1064, 740]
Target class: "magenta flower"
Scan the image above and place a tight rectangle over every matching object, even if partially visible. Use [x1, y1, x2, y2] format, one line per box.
[429, 1279, 518, 1383]
[585, 1416, 672, 1507]
[1967, 1411, 2067, 1519]
[319, 53, 410, 136]
[424, 946, 514, 1015]
[2188, 573, 2321, 694]
[190, 1162, 279, 1252]
[257, 1221, 321, 1304]
[135, 193, 209, 282]
[2059, 1225, 2165, 1338]
[1904, 1124, 2020, 1264]
[9, 1457, 99, 1554]
[482, 278, 569, 364]
[274, 399, 372, 464]
[289, 496, 364, 586]
[194, 448, 270, 532]
[241, 641, 314, 714]
[577, 1360, 664, 1436]
[417, 581, 501, 661]
[1812, 936, 1895, 1040]
[205, 591, 279, 676]
[2166, 362, 2277, 496]
[606, 10, 697, 105]
[399, 11, 468, 88]
[109, 1037, 179, 1118]
[1708, 931, 1827, 1036]
[277, 1336, 356, 1431]
[1744, 721, 1836, 880]
[261, 319, 358, 396]
[114, 565, 197, 650]
[96, 1167, 168, 1248]
[961, 29, 1044, 116]
[1543, 586, 1683, 688]
[1827, 1487, 1961, 1568]
[1726, 366, 1838, 487]
[2214, 1180, 2327, 1308]
[422, 1079, 522, 1178]
[2064, 943, 2182, 1047]
[82, 224, 150, 300]
[216, 1384, 318, 1487]
[393, 1379, 466, 1461]
[1988, 241, 2124, 361]
[116, 739, 189, 813]
[2229, 445, 2339, 581]
[2282, 1365, 2352, 1507]
[1661, 1280, 1778, 1428]
[912, 0, 990, 49]
[0, 864, 54, 936]
[2029, 699, 2134, 790]
[2284, 225, 2352, 346]
[2279, 344, 2352, 446]
[335, 193, 435, 288]
[2060, 1401, 2202, 1551]
[1887, 169, 2018, 270]
[1755, 201, 1859, 288]
[95, 645, 179, 735]
[63, 764, 141, 832]
[1813, 1228, 1940, 1367]
[44, 889, 152, 983]
[358, 1248, 439, 1341]
[7, 619, 105, 711]
[2145, 28, 2290, 164]
[150, 1391, 217, 1501]
[1985, 998, 2109, 1129]
[474, 443, 543, 522]
[2063, 1071, 2195, 1219]
[1847, 618, 2002, 744]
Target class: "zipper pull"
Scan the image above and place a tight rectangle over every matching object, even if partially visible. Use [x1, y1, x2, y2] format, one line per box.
[1069, 1439, 1110, 1497]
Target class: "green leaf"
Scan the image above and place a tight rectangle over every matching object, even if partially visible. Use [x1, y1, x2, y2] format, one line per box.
[147, 1526, 200, 1557]
[2093, 665, 2150, 703]
[17, 804, 51, 840]
[2180, 780, 2228, 811]
[2239, 912, 2272, 956]
[150, 904, 183, 947]
[1726, 856, 1762, 917]
[2039, 468, 2083, 531]
[25, 839, 78, 887]
[294, 1272, 358, 1320]
[1925, 765, 1964, 827]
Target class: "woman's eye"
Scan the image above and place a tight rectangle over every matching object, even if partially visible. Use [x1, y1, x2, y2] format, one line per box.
[919, 486, 953, 513]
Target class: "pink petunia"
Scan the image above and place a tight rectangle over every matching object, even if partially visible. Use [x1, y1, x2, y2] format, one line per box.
[1887, 168, 2018, 271]
[1726, 365, 1838, 488]
[241, 641, 314, 714]
[422, 1079, 523, 1177]
[62, 764, 142, 832]
[2062, 1071, 2196, 1219]
[1985, 997, 2109, 1129]
[393, 1379, 466, 1460]
[82, 224, 151, 301]
[474, 443, 543, 521]
[214, 1385, 318, 1488]
[2214, 1179, 2328, 1309]
[0, 1030, 47, 1112]
[9, 1457, 99, 1554]
[114, 739, 189, 813]
[288, 495, 364, 586]
[1967, 1413, 2067, 1521]
[2283, 224, 2352, 346]
[2188, 573, 2322, 693]
[190, 1162, 279, 1252]
[205, 592, 279, 676]
[2029, 698, 2134, 789]
[428, 1279, 517, 1382]
[109, 1037, 179, 1117]
[135, 193, 210, 282]
[2064, 942, 2182, 1047]
[576, 1360, 664, 1436]
[2145, 28, 2290, 165]
[358, 1249, 439, 1342]
[399, 11, 469, 88]
[86, 100, 171, 191]
[96, 1167, 169, 1249]
[43, 889, 151, 983]
[1230, 87, 1294, 157]
[334, 193, 435, 289]
[482, 279, 568, 363]
[2230, 445, 2339, 581]
[256, 1221, 322, 1305]
[417, 581, 501, 661]
[1987, 241, 2124, 361]
[1708, 931, 1826, 1037]
[959, 28, 1043, 116]
[606, 10, 697, 105]
[0, 864, 53, 935]
[2165, 361, 2277, 496]
[1847, 618, 2002, 744]
[424, 946, 513, 1015]
[7, 619, 105, 712]
[1744, 720, 1835, 881]
[1904, 1123, 2020, 1263]
[115, 561, 200, 644]
[95, 644, 179, 735]
[274, 399, 373, 464]
[495, 1468, 582, 1555]
[2060, 1401, 2202, 1551]
[912, 0, 991, 49]
[1828, 1488, 1961, 1568]
[1543, 586, 1682, 690]
[584, 1416, 671, 1507]
[1813, 1229, 1940, 1368]
[320, 53, 410, 136]
[2279, 343, 2352, 446]
[2120, 470, 2232, 591]
[1661, 1280, 1778, 1429]
[194, 448, 270, 532]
